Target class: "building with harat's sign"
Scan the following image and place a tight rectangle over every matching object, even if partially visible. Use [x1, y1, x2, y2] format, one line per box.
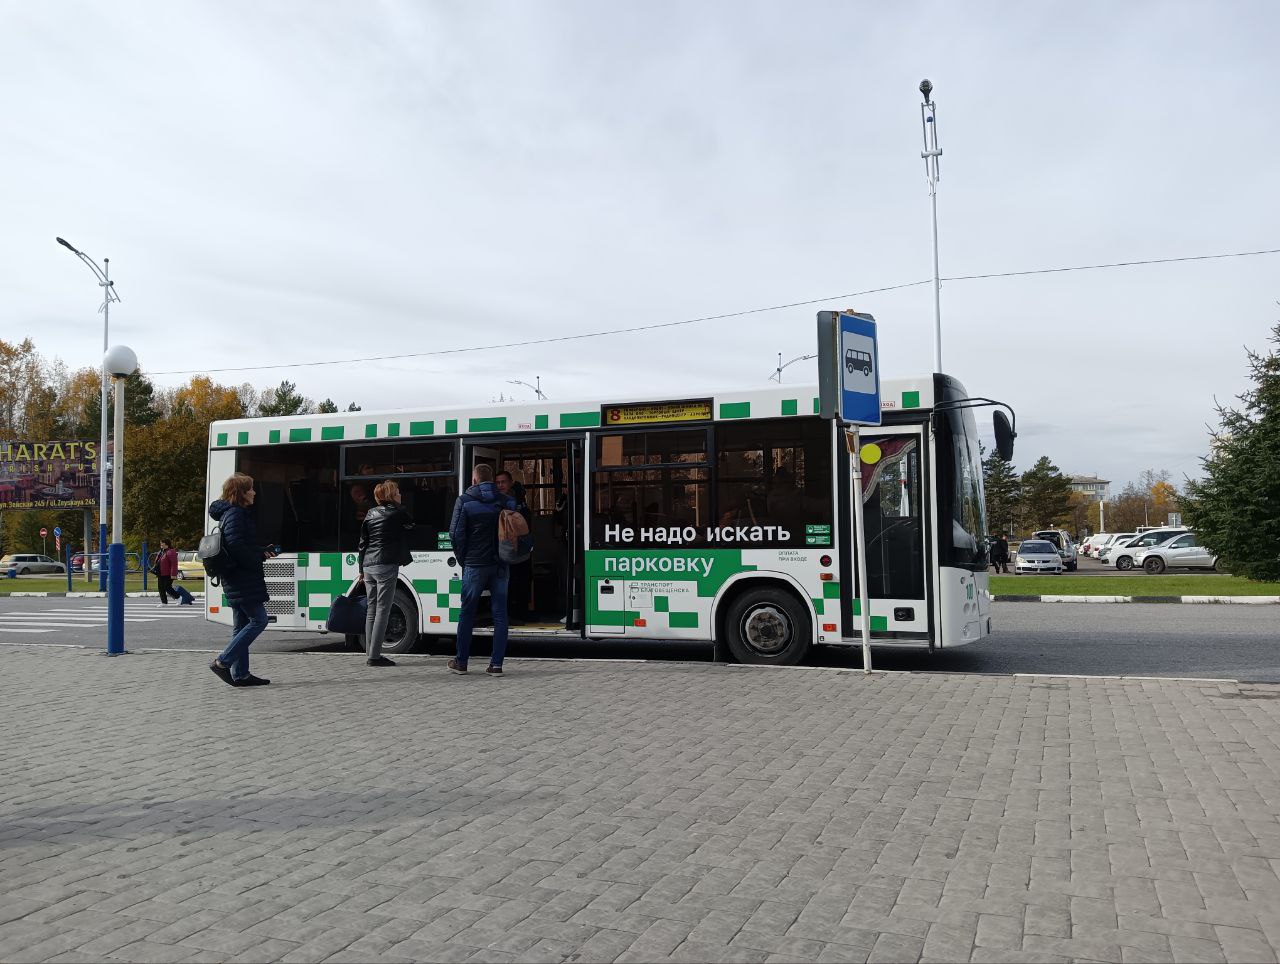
[0, 440, 100, 510]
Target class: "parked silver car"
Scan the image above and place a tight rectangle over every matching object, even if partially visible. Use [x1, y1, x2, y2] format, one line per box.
[1, 553, 67, 575]
[1104, 528, 1189, 571]
[1135, 533, 1219, 573]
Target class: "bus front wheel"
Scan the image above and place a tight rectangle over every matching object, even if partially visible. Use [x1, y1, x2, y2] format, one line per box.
[724, 588, 810, 665]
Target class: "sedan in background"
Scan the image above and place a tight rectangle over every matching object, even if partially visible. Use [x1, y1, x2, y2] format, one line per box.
[1014, 539, 1064, 575]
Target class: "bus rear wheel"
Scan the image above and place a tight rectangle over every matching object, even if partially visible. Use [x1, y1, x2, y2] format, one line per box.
[349, 587, 420, 655]
[724, 588, 810, 665]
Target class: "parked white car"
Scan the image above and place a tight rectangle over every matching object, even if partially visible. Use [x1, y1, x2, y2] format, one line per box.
[1104, 528, 1188, 571]
[1014, 539, 1064, 575]
[1134, 533, 1219, 573]
[1097, 533, 1136, 564]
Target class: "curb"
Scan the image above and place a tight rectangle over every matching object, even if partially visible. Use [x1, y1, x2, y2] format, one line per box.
[994, 594, 1280, 604]
[6, 591, 207, 599]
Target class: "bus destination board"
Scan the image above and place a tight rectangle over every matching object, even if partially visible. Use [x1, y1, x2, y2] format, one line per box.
[602, 399, 712, 426]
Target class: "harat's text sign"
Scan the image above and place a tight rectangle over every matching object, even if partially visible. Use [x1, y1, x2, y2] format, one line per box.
[0, 440, 100, 509]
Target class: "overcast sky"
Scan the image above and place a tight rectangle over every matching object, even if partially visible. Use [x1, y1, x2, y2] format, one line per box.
[3, 1, 1277, 490]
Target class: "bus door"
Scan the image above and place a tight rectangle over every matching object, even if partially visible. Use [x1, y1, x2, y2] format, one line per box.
[462, 438, 585, 633]
[838, 423, 932, 643]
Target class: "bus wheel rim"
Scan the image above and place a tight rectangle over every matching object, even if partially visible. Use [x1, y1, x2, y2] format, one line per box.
[740, 604, 791, 656]
[386, 607, 408, 645]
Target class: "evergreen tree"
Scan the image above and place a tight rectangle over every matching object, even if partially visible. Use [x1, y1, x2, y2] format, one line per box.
[981, 449, 1019, 535]
[346, 402, 362, 412]
[316, 398, 339, 414]
[1018, 456, 1073, 531]
[257, 380, 311, 417]
[1182, 321, 1280, 581]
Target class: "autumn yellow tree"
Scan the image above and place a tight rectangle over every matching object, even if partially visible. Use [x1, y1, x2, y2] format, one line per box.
[123, 377, 245, 548]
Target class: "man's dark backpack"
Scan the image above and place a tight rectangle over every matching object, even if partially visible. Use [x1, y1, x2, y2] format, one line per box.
[197, 525, 234, 585]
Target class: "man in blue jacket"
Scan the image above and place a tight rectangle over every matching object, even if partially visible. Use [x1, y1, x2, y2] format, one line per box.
[448, 463, 516, 675]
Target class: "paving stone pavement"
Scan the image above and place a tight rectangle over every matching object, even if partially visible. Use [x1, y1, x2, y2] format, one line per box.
[3, 647, 1280, 964]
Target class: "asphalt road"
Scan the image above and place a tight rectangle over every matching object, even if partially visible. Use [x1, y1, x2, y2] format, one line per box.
[2, 594, 1277, 681]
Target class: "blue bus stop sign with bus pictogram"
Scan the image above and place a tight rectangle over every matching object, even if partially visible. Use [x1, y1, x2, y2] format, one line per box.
[838, 312, 880, 426]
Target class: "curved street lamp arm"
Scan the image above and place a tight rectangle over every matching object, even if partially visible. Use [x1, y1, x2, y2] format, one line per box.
[55, 238, 121, 302]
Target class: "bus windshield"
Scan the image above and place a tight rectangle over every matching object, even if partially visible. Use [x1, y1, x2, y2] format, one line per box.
[936, 377, 988, 569]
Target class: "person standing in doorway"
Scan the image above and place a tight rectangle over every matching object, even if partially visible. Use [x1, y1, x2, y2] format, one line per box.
[448, 463, 516, 675]
[495, 470, 533, 625]
[357, 479, 415, 667]
[208, 474, 276, 687]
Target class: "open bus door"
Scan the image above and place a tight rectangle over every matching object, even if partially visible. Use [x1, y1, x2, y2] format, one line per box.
[838, 423, 933, 646]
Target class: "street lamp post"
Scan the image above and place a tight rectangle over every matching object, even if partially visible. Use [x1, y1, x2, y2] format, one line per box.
[769, 353, 817, 384]
[918, 80, 943, 374]
[104, 344, 137, 657]
[56, 238, 119, 591]
[508, 377, 547, 400]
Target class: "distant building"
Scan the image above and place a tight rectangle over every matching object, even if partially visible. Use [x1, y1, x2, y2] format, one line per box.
[1070, 475, 1110, 502]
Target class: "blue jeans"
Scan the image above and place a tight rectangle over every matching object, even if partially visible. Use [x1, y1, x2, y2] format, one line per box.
[219, 601, 269, 681]
[455, 564, 509, 668]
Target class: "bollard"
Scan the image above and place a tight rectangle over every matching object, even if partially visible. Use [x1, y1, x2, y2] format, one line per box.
[141, 540, 148, 594]
[107, 543, 126, 655]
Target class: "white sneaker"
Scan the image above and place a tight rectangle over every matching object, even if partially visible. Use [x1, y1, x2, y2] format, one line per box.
[156, 603, 167, 608]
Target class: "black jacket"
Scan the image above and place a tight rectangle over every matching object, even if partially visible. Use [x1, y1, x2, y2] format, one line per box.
[358, 504, 415, 570]
[448, 482, 516, 568]
[208, 499, 269, 607]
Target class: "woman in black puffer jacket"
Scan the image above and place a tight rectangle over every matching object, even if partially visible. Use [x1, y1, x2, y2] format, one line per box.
[208, 473, 276, 687]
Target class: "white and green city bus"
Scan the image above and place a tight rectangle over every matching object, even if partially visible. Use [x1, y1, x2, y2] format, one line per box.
[204, 374, 1013, 664]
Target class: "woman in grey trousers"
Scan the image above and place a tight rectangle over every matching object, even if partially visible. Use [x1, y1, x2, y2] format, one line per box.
[356, 480, 415, 666]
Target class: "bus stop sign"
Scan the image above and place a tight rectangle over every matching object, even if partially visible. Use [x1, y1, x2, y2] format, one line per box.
[817, 310, 881, 426]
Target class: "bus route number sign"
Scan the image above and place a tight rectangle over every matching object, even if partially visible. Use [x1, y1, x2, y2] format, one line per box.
[603, 399, 712, 426]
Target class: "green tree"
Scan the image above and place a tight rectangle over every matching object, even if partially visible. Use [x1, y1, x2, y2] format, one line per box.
[124, 377, 246, 548]
[1182, 321, 1280, 581]
[316, 398, 339, 414]
[346, 402, 361, 412]
[257, 380, 311, 417]
[1018, 456, 1073, 531]
[981, 449, 1019, 535]
[85, 370, 160, 430]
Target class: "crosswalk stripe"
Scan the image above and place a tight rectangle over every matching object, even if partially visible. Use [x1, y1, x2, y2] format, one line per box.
[0, 627, 54, 634]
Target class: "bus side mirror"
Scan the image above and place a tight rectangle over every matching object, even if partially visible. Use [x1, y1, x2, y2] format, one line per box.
[994, 411, 1016, 461]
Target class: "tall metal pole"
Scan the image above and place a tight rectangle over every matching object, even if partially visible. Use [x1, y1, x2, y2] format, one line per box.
[111, 376, 125, 543]
[99, 258, 110, 591]
[919, 79, 943, 375]
[847, 427, 873, 674]
[56, 238, 118, 592]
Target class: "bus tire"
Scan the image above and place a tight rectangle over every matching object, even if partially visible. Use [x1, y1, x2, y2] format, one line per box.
[723, 587, 810, 665]
[378, 587, 420, 655]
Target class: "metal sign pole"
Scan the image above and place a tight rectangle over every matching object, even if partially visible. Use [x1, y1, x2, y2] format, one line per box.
[847, 427, 873, 674]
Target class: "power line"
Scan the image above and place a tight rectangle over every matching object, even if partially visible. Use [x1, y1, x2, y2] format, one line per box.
[944, 247, 1280, 282]
[152, 246, 1280, 377]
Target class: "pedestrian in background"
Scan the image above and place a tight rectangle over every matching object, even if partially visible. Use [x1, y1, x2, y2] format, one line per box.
[447, 463, 516, 675]
[992, 535, 1010, 574]
[208, 473, 276, 687]
[153, 539, 192, 607]
[357, 479, 415, 667]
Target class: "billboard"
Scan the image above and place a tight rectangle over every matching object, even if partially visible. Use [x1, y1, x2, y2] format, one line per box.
[0, 440, 100, 510]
